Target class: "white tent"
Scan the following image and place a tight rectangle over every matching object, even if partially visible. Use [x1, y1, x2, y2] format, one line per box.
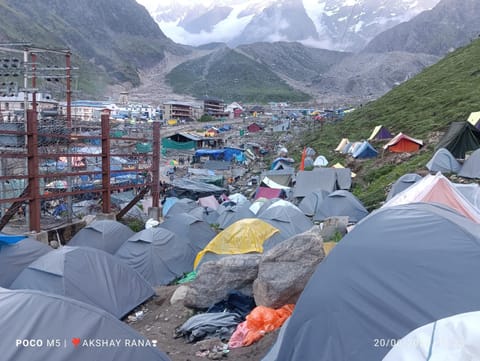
[384, 311, 480, 361]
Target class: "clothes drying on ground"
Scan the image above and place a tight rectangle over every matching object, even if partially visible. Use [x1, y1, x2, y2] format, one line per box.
[176, 312, 242, 343]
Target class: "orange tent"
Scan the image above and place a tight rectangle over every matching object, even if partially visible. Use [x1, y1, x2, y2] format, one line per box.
[383, 133, 423, 153]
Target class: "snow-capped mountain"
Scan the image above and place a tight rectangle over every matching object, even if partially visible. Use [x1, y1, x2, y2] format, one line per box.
[139, 0, 440, 51]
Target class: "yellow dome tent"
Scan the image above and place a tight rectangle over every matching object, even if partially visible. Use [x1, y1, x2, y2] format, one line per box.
[194, 218, 279, 269]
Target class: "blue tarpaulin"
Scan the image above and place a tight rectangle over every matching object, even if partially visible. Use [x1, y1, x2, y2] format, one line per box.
[0, 233, 27, 244]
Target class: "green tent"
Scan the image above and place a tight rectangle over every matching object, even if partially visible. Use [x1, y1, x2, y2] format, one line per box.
[435, 122, 480, 158]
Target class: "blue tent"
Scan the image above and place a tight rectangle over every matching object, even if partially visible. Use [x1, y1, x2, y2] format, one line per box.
[352, 141, 378, 159]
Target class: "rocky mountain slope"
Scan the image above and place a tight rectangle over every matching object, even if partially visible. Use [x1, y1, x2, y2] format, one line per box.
[147, 0, 440, 52]
[0, 0, 188, 94]
[363, 0, 480, 55]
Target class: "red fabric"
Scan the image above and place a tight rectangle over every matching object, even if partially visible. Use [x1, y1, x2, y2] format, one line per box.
[255, 187, 282, 199]
[299, 147, 307, 170]
[229, 304, 295, 348]
[388, 139, 421, 153]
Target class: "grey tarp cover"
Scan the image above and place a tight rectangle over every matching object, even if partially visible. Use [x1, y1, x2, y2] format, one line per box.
[11, 246, 154, 318]
[386, 173, 422, 201]
[0, 238, 51, 287]
[312, 190, 368, 223]
[266, 203, 480, 361]
[176, 312, 242, 342]
[171, 178, 226, 199]
[115, 227, 197, 286]
[0, 288, 169, 361]
[68, 220, 134, 254]
[459, 148, 480, 179]
[435, 121, 480, 158]
[258, 200, 313, 243]
[260, 169, 294, 187]
[298, 190, 330, 217]
[426, 148, 462, 173]
[293, 169, 337, 198]
[160, 213, 216, 252]
[216, 202, 256, 229]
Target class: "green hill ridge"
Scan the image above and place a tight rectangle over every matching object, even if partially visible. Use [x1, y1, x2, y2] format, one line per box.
[295, 38, 480, 210]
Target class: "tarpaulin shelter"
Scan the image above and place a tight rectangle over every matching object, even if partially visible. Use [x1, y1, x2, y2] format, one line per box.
[298, 190, 330, 217]
[198, 195, 220, 210]
[384, 311, 480, 361]
[435, 122, 480, 158]
[68, 220, 134, 254]
[383, 172, 480, 223]
[255, 187, 285, 200]
[312, 190, 368, 223]
[383, 133, 423, 153]
[265, 203, 480, 361]
[171, 179, 226, 199]
[458, 148, 480, 179]
[0, 288, 170, 361]
[352, 141, 378, 159]
[386, 173, 422, 201]
[260, 169, 294, 187]
[426, 147, 461, 173]
[368, 125, 392, 140]
[0, 238, 51, 288]
[194, 219, 279, 269]
[11, 246, 154, 318]
[159, 213, 216, 252]
[115, 228, 197, 286]
[293, 169, 337, 198]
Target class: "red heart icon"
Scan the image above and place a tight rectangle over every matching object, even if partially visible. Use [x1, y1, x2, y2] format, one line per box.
[72, 338, 81, 347]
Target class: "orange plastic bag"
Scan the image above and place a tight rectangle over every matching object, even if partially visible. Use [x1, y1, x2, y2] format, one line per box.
[241, 304, 294, 346]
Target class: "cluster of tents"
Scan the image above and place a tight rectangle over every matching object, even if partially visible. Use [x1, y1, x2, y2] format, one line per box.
[334, 125, 424, 159]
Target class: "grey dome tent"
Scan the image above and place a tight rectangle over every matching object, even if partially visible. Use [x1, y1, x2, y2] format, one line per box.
[216, 202, 256, 229]
[386, 173, 422, 201]
[0, 288, 169, 361]
[264, 203, 480, 361]
[458, 148, 480, 179]
[159, 213, 216, 252]
[115, 227, 197, 286]
[0, 238, 51, 287]
[312, 190, 368, 223]
[11, 246, 154, 318]
[426, 147, 461, 173]
[68, 220, 134, 254]
[258, 200, 313, 243]
[297, 190, 330, 217]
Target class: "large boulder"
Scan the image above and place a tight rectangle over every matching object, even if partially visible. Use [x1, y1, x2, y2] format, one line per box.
[253, 226, 325, 308]
[184, 254, 262, 309]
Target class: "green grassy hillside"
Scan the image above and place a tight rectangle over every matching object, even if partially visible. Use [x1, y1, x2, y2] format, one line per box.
[295, 38, 480, 209]
[166, 48, 310, 103]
